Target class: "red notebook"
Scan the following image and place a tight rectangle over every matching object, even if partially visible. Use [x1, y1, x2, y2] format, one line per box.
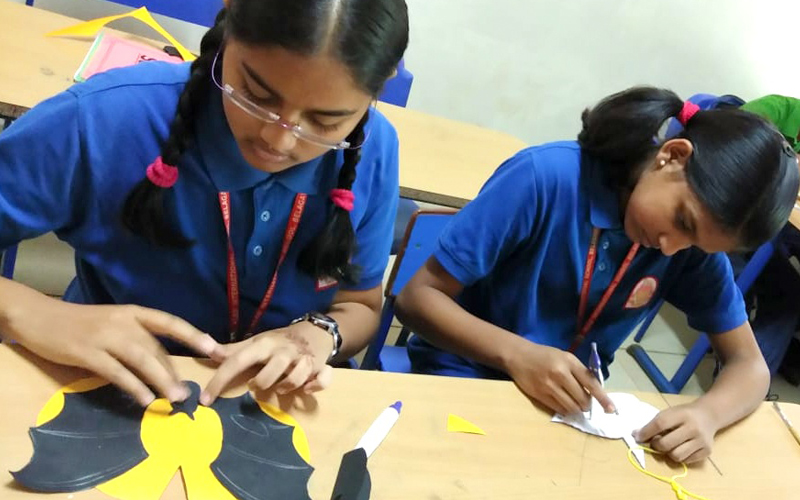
[74, 31, 183, 82]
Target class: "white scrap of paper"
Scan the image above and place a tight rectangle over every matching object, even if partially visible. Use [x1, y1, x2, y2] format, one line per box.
[551, 392, 660, 467]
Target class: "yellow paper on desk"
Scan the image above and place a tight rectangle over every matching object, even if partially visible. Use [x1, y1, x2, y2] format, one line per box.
[46, 7, 195, 62]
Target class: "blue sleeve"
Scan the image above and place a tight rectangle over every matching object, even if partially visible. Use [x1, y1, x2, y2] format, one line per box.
[0, 90, 89, 251]
[343, 116, 400, 290]
[665, 250, 748, 334]
[434, 150, 539, 286]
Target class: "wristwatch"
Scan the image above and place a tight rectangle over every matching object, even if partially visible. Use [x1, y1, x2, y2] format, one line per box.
[291, 312, 342, 361]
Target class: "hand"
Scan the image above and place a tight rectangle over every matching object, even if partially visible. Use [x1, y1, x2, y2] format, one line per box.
[201, 321, 334, 405]
[633, 402, 717, 463]
[505, 341, 616, 415]
[5, 297, 221, 407]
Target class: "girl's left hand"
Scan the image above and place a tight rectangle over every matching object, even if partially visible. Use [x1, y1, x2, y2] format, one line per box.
[633, 402, 718, 463]
[200, 322, 334, 405]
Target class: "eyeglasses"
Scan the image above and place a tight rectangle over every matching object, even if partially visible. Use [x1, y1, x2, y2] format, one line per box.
[211, 51, 364, 150]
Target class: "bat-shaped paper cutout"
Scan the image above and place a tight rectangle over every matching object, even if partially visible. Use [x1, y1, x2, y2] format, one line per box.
[11, 378, 313, 500]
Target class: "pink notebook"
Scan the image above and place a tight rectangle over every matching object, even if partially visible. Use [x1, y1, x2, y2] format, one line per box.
[74, 31, 183, 82]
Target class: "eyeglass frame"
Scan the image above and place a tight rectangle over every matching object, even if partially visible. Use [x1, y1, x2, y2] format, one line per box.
[210, 50, 369, 150]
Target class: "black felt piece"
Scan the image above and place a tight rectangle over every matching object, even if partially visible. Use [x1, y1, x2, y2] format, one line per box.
[330, 448, 371, 500]
[11, 383, 148, 492]
[210, 392, 314, 500]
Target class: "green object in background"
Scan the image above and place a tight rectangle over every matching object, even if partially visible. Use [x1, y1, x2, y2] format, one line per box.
[741, 94, 800, 153]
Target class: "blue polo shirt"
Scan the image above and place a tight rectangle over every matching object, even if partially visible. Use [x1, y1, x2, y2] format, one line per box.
[408, 141, 747, 379]
[0, 62, 399, 346]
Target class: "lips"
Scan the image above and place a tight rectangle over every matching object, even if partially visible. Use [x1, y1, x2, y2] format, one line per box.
[251, 142, 289, 163]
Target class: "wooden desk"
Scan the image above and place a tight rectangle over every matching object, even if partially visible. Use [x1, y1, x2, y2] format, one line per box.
[1, 344, 799, 499]
[0, 0, 526, 208]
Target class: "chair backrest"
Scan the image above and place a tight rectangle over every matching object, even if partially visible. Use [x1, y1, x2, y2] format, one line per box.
[378, 59, 413, 108]
[360, 209, 457, 371]
[385, 209, 458, 298]
[26, 0, 224, 27]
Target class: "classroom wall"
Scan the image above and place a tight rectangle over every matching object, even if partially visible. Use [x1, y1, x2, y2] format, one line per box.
[13, 0, 800, 146]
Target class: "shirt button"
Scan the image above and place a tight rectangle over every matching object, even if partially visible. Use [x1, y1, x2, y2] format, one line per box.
[253, 245, 263, 256]
[601, 240, 610, 250]
[260, 210, 271, 222]
[598, 262, 607, 272]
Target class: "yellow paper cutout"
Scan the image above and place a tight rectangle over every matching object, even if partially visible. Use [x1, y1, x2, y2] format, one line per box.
[34, 379, 311, 500]
[447, 413, 486, 435]
[627, 446, 712, 500]
[46, 7, 196, 62]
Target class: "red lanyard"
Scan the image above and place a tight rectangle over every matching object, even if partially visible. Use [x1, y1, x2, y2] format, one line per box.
[567, 228, 640, 353]
[219, 192, 307, 342]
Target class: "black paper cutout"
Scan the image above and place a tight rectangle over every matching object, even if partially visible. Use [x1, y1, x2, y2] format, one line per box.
[11, 380, 313, 500]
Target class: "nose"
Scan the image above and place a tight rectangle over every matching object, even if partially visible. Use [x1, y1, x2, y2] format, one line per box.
[658, 233, 691, 256]
[259, 120, 298, 152]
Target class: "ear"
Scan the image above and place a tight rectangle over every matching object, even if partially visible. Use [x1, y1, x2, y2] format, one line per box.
[655, 139, 694, 172]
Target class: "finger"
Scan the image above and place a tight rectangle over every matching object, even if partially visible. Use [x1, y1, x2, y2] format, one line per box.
[132, 306, 221, 358]
[275, 356, 313, 394]
[559, 371, 592, 412]
[201, 344, 271, 405]
[635, 411, 681, 442]
[549, 385, 583, 415]
[667, 439, 704, 463]
[208, 338, 251, 364]
[574, 368, 616, 413]
[649, 424, 694, 454]
[110, 329, 188, 403]
[683, 447, 710, 464]
[85, 351, 155, 407]
[540, 394, 570, 416]
[303, 364, 334, 393]
[249, 349, 297, 392]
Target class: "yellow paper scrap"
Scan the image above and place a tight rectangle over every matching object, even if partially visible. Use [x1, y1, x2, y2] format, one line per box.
[447, 413, 485, 435]
[46, 7, 195, 62]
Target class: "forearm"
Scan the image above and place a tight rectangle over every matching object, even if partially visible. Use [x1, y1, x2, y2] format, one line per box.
[395, 283, 526, 373]
[0, 277, 52, 343]
[694, 354, 769, 431]
[326, 300, 380, 361]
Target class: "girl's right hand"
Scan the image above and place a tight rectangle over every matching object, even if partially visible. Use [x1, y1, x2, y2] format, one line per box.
[505, 341, 616, 416]
[1, 292, 222, 407]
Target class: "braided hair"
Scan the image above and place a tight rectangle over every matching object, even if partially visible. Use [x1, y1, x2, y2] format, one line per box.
[121, 10, 227, 246]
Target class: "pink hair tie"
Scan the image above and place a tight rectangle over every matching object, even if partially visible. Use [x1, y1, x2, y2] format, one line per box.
[330, 188, 355, 212]
[677, 101, 700, 126]
[146, 156, 179, 188]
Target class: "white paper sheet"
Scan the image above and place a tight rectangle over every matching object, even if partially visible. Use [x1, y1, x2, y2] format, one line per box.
[551, 392, 660, 467]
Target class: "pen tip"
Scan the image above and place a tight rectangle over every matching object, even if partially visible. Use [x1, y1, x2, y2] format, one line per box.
[391, 401, 402, 412]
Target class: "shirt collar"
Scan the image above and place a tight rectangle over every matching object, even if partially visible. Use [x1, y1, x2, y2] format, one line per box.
[195, 91, 337, 194]
[585, 156, 623, 230]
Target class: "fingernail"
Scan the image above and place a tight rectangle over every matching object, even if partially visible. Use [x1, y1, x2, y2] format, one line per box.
[140, 394, 156, 407]
[199, 392, 211, 406]
[632, 430, 640, 441]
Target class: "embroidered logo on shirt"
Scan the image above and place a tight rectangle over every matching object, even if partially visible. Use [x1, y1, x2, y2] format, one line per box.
[316, 276, 338, 292]
[625, 276, 658, 309]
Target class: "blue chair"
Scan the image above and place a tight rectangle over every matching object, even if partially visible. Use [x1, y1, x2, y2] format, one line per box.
[377, 59, 418, 255]
[378, 59, 413, 108]
[360, 209, 457, 371]
[25, 0, 224, 27]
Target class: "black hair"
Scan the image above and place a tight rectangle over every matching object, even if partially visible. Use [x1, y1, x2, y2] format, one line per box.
[122, 0, 409, 283]
[578, 86, 799, 250]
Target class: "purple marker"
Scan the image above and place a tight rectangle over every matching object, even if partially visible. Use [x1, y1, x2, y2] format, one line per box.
[355, 401, 402, 458]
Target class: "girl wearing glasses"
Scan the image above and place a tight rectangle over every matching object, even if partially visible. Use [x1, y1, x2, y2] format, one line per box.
[0, 0, 408, 407]
[395, 87, 799, 464]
